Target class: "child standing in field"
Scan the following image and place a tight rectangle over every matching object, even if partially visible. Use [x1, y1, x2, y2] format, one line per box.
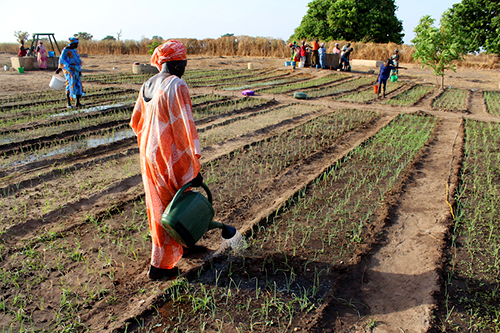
[377, 58, 406, 98]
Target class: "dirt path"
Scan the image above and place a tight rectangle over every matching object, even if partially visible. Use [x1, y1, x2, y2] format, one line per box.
[322, 116, 462, 333]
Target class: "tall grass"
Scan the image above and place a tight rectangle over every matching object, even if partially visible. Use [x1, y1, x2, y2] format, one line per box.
[1, 36, 498, 68]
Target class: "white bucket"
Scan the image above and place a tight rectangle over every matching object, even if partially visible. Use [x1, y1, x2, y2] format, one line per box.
[247, 63, 253, 70]
[49, 75, 65, 90]
[3, 65, 8, 71]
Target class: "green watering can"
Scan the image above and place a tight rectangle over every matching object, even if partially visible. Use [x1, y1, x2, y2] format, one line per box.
[161, 182, 236, 248]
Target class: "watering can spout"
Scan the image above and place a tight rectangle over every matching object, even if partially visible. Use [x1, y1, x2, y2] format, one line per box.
[209, 221, 237, 239]
[221, 224, 237, 239]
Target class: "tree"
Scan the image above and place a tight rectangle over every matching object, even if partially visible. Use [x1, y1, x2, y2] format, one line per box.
[292, 0, 404, 43]
[14, 31, 29, 43]
[151, 35, 163, 40]
[411, 15, 466, 89]
[221, 33, 235, 37]
[102, 35, 116, 41]
[442, 0, 500, 54]
[74, 32, 93, 41]
[117, 29, 122, 41]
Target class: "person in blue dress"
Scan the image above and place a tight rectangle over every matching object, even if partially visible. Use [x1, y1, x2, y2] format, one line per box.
[55, 37, 85, 108]
[377, 58, 406, 99]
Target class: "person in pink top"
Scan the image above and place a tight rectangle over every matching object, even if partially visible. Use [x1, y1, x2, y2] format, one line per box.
[36, 41, 47, 70]
[332, 43, 341, 54]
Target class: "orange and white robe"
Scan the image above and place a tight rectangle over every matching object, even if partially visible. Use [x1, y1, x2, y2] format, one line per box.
[130, 75, 201, 269]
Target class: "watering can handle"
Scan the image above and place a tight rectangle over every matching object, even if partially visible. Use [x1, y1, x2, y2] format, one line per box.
[170, 182, 213, 207]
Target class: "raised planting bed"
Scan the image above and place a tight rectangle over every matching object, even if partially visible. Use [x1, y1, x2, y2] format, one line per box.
[335, 81, 405, 103]
[484, 91, 500, 115]
[441, 119, 500, 332]
[303, 76, 374, 98]
[432, 87, 470, 112]
[256, 73, 349, 94]
[382, 84, 434, 106]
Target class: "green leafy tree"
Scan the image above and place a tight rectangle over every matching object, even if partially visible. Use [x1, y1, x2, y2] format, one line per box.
[73, 32, 93, 41]
[442, 0, 500, 54]
[151, 35, 163, 40]
[411, 15, 466, 89]
[148, 41, 161, 55]
[102, 35, 116, 41]
[14, 31, 29, 44]
[292, 0, 404, 43]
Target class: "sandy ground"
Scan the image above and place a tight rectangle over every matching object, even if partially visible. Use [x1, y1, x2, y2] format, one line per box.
[1, 52, 499, 95]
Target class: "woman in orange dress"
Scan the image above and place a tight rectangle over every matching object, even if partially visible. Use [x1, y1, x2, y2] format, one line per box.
[130, 40, 202, 280]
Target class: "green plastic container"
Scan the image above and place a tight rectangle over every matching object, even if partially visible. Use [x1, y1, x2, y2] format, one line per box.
[161, 182, 236, 248]
[17, 67, 24, 74]
[390, 75, 398, 82]
[294, 92, 308, 99]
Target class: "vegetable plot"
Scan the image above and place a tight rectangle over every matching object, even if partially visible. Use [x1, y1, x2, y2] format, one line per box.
[144, 112, 437, 332]
[443, 120, 500, 332]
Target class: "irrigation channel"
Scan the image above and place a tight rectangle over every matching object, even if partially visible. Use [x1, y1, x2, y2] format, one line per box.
[1, 63, 500, 333]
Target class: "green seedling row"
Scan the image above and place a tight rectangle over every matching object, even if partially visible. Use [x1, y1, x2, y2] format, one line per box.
[1, 109, 133, 146]
[191, 94, 230, 106]
[221, 74, 310, 91]
[0, 97, 271, 170]
[185, 69, 266, 85]
[442, 120, 500, 332]
[0, 87, 133, 114]
[0, 125, 135, 171]
[257, 73, 348, 94]
[148, 112, 436, 332]
[201, 103, 321, 147]
[484, 91, 500, 115]
[383, 84, 434, 106]
[303, 76, 375, 98]
[214, 70, 292, 89]
[432, 88, 469, 111]
[82, 72, 153, 84]
[203, 109, 379, 210]
[335, 81, 405, 103]
[193, 97, 269, 120]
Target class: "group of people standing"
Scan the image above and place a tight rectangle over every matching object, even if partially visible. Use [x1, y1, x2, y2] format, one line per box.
[17, 40, 48, 70]
[288, 40, 353, 71]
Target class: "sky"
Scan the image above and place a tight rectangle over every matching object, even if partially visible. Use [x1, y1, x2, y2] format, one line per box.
[0, 0, 460, 45]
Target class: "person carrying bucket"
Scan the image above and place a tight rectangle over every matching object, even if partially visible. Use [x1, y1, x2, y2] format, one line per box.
[376, 58, 406, 99]
[55, 37, 85, 108]
[130, 40, 203, 280]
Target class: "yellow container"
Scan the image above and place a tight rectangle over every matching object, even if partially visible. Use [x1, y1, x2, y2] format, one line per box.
[247, 63, 253, 70]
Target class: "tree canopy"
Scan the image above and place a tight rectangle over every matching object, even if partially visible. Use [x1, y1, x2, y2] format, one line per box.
[73, 32, 93, 41]
[292, 0, 404, 44]
[411, 15, 466, 88]
[441, 0, 500, 54]
[14, 31, 29, 44]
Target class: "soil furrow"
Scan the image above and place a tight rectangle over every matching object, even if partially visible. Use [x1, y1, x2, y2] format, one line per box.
[330, 117, 463, 332]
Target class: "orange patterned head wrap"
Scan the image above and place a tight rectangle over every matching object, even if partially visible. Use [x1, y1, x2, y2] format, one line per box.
[151, 40, 187, 70]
